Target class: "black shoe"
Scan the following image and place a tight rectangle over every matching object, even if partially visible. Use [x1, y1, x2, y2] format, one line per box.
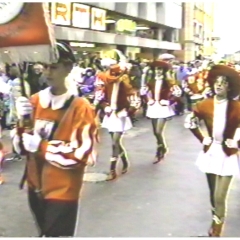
[153, 147, 167, 164]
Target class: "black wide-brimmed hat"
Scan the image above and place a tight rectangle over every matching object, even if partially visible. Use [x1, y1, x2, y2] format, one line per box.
[207, 64, 240, 99]
[56, 42, 76, 63]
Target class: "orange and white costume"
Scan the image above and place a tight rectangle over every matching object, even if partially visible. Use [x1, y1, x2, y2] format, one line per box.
[96, 64, 140, 132]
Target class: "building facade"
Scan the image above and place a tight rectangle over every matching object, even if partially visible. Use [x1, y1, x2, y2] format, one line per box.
[50, 2, 182, 59]
[178, 2, 215, 62]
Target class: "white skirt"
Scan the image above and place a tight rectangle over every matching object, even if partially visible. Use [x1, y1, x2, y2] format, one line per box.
[196, 142, 240, 176]
[101, 112, 132, 132]
[146, 102, 175, 119]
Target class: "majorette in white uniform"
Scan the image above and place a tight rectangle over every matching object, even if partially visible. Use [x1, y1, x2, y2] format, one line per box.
[144, 60, 182, 119]
[184, 64, 240, 237]
[94, 63, 141, 180]
[140, 60, 182, 164]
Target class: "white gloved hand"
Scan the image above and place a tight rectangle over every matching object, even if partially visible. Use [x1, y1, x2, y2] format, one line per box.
[16, 96, 33, 118]
[171, 85, 182, 97]
[147, 99, 155, 105]
[160, 100, 170, 106]
[202, 137, 212, 146]
[225, 138, 238, 148]
[94, 90, 104, 101]
[22, 133, 42, 153]
[104, 106, 112, 113]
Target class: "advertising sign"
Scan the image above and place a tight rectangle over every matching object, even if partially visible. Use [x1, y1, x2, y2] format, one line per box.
[91, 7, 106, 31]
[72, 3, 90, 28]
[51, 2, 71, 26]
[116, 19, 136, 32]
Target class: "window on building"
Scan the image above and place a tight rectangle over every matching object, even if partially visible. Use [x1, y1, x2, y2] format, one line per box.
[173, 29, 179, 42]
[194, 22, 198, 37]
[199, 24, 203, 39]
[162, 28, 173, 42]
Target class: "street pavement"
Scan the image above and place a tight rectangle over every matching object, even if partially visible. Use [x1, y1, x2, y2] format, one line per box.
[1, 115, 240, 237]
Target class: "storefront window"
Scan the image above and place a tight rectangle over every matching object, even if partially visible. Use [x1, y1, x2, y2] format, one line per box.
[135, 28, 157, 39]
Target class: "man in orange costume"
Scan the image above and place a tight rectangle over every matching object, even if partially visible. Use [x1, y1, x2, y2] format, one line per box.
[11, 42, 98, 237]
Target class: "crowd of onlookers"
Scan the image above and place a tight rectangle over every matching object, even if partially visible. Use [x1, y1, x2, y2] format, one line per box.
[0, 63, 48, 163]
[0, 57, 235, 164]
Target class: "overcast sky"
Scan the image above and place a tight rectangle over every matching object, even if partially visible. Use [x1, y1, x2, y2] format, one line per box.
[214, 2, 240, 54]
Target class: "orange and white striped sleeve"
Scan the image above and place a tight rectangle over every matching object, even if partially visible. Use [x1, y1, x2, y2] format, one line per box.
[39, 104, 99, 169]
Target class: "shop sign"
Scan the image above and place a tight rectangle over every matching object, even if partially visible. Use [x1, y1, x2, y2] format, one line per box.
[91, 7, 106, 31]
[116, 19, 136, 32]
[51, 2, 71, 26]
[72, 3, 90, 28]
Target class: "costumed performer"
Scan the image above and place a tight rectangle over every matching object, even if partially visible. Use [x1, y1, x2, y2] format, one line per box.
[184, 64, 240, 237]
[142, 60, 182, 164]
[11, 42, 98, 237]
[94, 62, 141, 180]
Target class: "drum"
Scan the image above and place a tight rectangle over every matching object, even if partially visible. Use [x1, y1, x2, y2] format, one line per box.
[190, 94, 204, 106]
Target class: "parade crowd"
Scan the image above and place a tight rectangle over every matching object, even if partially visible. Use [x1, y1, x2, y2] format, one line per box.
[1, 46, 240, 237]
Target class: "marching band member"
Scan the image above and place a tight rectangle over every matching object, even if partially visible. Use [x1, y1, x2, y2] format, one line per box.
[95, 62, 140, 181]
[11, 42, 97, 237]
[143, 60, 182, 164]
[184, 65, 240, 237]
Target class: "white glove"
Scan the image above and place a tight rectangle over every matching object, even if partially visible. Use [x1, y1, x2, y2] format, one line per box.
[147, 99, 155, 105]
[93, 91, 104, 105]
[225, 138, 238, 148]
[171, 86, 182, 97]
[16, 96, 33, 118]
[202, 137, 212, 146]
[104, 106, 112, 113]
[94, 90, 104, 101]
[22, 133, 42, 153]
[160, 100, 170, 106]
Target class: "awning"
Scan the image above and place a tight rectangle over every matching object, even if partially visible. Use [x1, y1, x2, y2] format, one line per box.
[54, 26, 181, 51]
